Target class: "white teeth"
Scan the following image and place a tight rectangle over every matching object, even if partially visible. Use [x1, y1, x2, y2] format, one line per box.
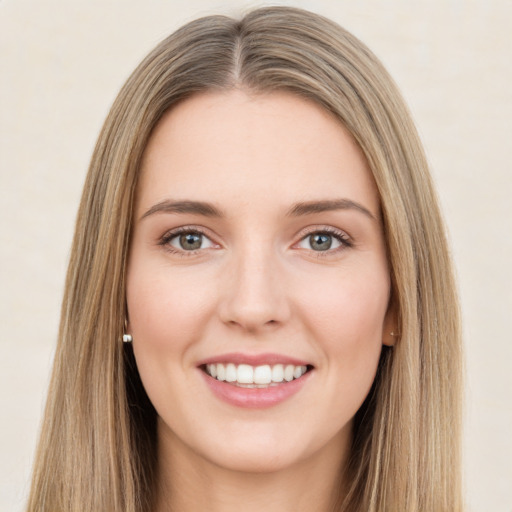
[284, 364, 295, 382]
[271, 364, 284, 383]
[225, 363, 237, 382]
[205, 362, 309, 386]
[237, 364, 254, 384]
[216, 363, 226, 381]
[207, 364, 217, 378]
[254, 365, 272, 384]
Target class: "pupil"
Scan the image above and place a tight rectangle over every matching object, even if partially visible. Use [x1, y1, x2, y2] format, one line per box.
[310, 233, 332, 251]
[180, 233, 202, 250]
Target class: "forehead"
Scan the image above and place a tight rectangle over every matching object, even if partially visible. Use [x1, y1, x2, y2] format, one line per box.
[137, 90, 379, 217]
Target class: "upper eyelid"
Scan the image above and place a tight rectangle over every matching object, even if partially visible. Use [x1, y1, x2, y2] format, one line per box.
[161, 225, 213, 238]
[295, 225, 351, 241]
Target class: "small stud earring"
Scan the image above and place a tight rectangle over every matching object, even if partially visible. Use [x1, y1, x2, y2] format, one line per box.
[122, 334, 133, 343]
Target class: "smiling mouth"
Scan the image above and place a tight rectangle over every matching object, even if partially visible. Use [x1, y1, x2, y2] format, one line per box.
[202, 363, 313, 388]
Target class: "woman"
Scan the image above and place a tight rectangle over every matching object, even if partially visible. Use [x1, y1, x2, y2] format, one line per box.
[26, 6, 463, 512]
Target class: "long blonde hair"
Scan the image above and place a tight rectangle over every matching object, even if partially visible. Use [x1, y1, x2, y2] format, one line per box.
[27, 7, 463, 512]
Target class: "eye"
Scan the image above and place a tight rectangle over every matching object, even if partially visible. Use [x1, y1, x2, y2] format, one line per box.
[164, 230, 215, 252]
[296, 230, 349, 252]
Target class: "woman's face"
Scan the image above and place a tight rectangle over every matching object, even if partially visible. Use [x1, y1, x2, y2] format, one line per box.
[127, 90, 394, 473]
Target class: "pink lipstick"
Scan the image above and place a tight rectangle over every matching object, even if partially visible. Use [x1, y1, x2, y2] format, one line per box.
[197, 353, 314, 409]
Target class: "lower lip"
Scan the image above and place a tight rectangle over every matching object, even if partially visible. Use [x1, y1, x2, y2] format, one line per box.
[200, 370, 313, 409]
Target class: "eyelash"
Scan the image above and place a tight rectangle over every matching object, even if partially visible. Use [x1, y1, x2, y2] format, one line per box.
[158, 226, 353, 257]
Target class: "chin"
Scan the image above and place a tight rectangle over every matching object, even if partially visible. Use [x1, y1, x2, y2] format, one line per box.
[206, 441, 305, 474]
[166, 416, 350, 476]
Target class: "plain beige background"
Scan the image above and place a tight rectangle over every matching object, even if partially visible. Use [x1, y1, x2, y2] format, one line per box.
[1, 0, 511, 510]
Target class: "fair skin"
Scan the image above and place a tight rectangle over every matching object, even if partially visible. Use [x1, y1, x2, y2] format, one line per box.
[126, 90, 395, 512]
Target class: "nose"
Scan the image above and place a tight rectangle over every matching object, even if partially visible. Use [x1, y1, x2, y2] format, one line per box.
[218, 245, 291, 333]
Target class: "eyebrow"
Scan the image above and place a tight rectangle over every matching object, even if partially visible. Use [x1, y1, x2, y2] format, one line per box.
[140, 197, 376, 221]
[286, 199, 376, 220]
[140, 199, 224, 220]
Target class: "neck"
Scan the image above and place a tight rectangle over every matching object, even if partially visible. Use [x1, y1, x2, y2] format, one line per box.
[154, 426, 349, 512]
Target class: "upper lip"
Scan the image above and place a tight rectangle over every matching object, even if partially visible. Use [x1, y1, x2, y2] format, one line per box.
[196, 352, 313, 367]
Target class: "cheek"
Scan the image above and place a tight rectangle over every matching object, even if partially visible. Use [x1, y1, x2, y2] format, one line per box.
[126, 261, 215, 348]
[308, 270, 388, 322]
[297, 264, 390, 363]
[125, 260, 217, 411]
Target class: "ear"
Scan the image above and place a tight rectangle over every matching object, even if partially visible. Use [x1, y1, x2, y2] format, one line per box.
[122, 317, 133, 343]
[124, 314, 131, 335]
[382, 296, 399, 347]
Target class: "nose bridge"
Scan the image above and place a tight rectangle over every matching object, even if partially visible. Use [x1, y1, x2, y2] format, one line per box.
[220, 236, 289, 331]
